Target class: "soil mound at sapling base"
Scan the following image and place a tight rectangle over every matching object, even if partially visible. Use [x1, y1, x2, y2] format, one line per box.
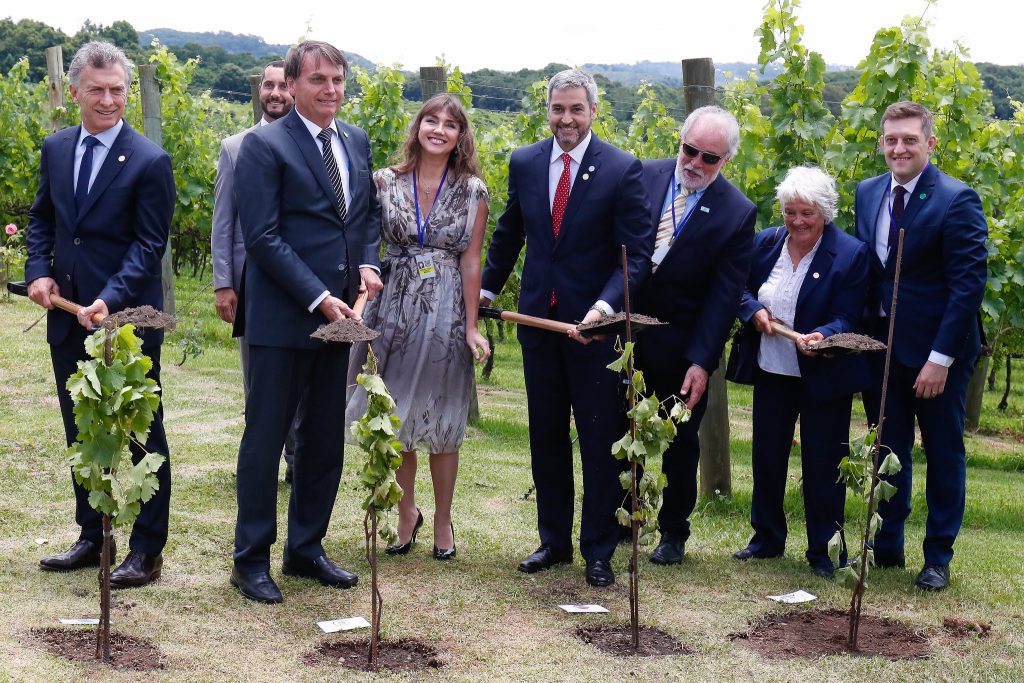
[305, 638, 443, 672]
[730, 608, 929, 660]
[30, 627, 165, 671]
[576, 624, 693, 657]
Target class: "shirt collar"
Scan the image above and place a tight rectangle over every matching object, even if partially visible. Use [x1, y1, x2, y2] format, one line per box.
[78, 119, 123, 149]
[295, 110, 337, 139]
[550, 131, 592, 166]
[889, 164, 926, 195]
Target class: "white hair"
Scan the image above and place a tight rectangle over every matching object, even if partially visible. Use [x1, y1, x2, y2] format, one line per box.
[680, 105, 740, 159]
[68, 41, 133, 87]
[776, 166, 838, 223]
[547, 69, 598, 108]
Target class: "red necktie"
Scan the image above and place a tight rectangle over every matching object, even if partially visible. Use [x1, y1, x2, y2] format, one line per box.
[550, 153, 572, 306]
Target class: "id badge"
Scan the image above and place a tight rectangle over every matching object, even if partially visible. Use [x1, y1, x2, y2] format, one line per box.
[651, 242, 671, 267]
[415, 253, 436, 280]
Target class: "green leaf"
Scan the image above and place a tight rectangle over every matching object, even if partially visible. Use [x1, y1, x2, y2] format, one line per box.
[615, 507, 631, 527]
[878, 451, 902, 476]
[875, 479, 898, 502]
[827, 530, 843, 566]
[618, 470, 633, 491]
[836, 565, 859, 590]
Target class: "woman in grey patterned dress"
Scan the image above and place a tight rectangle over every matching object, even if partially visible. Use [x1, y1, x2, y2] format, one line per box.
[346, 94, 489, 559]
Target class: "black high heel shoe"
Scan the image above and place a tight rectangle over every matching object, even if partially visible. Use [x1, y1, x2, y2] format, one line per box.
[433, 522, 456, 561]
[385, 508, 423, 555]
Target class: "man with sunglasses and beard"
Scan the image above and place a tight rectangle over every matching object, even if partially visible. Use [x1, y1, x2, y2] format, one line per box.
[633, 105, 756, 565]
[211, 61, 300, 483]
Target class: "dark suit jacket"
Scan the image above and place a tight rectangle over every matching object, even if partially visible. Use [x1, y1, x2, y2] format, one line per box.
[854, 163, 987, 367]
[25, 123, 176, 346]
[727, 223, 871, 401]
[234, 108, 381, 349]
[635, 161, 755, 374]
[481, 134, 652, 347]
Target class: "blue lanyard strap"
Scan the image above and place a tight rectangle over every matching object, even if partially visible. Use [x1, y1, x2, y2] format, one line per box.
[413, 167, 450, 248]
[670, 183, 700, 239]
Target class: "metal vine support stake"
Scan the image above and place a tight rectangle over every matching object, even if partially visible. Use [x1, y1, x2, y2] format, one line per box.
[849, 228, 905, 650]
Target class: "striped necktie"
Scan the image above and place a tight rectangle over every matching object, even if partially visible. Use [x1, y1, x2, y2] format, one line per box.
[317, 127, 348, 221]
[652, 184, 688, 260]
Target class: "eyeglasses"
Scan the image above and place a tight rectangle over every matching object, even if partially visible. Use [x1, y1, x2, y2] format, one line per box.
[681, 142, 724, 165]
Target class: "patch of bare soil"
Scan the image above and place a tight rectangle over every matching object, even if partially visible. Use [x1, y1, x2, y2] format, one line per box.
[814, 332, 885, 352]
[311, 319, 379, 343]
[109, 306, 177, 331]
[305, 638, 443, 672]
[578, 312, 664, 337]
[730, 608, 930, 660]
[30, 627, 165, 671]
[576, 624, 693, 657]
[942, 616, 993, 639]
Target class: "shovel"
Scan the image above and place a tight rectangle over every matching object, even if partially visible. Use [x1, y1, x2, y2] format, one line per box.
[770, 320, 885, 355]
[310, 290, 379, 343]
[479, 305, 665, 338]
[7, 280, 105, 325]
[6, 280, 177, 330]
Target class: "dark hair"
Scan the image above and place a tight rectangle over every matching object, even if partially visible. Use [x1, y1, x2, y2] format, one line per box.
[261, 60, 285, 83]
[284, 41, 347, 81]
[881, 101, 934, 139]
[393, 94, 480, 180]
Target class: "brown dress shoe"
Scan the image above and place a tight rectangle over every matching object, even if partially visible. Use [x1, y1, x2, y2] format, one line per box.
[39, 538, 114, 572]
[110, 550, 163, 588]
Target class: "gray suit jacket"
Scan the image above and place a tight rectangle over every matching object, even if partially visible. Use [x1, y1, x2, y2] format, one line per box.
[212, 123, 259, 291]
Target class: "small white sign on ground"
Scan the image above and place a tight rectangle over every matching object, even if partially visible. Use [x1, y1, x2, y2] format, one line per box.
[59, 618, 101, 625]
[559, 604, 609, 613]
[766, 589, 817, 604]
[317, 617, 371, 633]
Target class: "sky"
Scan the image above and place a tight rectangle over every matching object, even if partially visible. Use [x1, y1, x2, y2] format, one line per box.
[9, 0, 1023, 71]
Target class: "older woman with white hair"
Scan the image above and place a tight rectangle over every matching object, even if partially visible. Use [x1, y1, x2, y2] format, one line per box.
[726, 166, 871, 578]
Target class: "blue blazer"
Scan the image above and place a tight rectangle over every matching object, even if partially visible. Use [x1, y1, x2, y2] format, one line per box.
[854, 163, 987, 367]
[481, 135, 652, 348]
[727, 224, 871, 401]
[234, 108, 381, 349]
[25, 123, 175, 347]
[635, 160, 755, 374]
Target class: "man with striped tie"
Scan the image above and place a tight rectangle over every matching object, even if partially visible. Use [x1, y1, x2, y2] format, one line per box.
[634, 106, 756, 565]
[230, 40, 382, 603]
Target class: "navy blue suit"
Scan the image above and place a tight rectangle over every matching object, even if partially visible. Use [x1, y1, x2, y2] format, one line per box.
[232, 108, 381, 572]
[855, 163, 987, 567]
[25, 122, 176, 555]
[634, 161, 755, 542]
[727, 224, 870, 569]
[482, 134, 652, 561]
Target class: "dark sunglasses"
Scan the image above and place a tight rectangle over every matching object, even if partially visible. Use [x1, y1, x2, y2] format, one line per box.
[681, 142, 723, 165]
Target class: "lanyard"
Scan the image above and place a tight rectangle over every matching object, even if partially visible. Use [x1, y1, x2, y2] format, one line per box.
[669, 183, 700, 240]
[413, 167, 449, 248]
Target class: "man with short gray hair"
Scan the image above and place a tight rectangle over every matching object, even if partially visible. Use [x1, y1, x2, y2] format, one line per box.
[25, 41, 176, 587]
[482, 68, 652, 587]
[634, 105, 756, 565]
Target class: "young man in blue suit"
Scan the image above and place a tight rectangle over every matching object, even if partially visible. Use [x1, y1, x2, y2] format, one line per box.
[482, 69, 652, 587]
[25, 42, 176, 587]
[230, 41, 382, 603]
[855, 101, 988, 591]
[633, 106, 756, 565]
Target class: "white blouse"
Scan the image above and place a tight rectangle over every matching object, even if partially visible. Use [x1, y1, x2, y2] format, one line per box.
[756, 233, 823, 377]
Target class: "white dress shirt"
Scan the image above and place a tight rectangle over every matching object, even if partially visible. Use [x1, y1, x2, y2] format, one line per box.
[74, 119, 123, 196]
[756, 233, 822, 377]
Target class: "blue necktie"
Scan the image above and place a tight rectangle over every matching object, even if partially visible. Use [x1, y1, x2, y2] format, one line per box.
[75, 135, 100, 214]
[888, 185, 907, 256]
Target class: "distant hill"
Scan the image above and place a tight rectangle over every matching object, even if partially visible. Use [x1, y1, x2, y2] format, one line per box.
[139, 28, 375, 71]
[582, 60, 852, 87]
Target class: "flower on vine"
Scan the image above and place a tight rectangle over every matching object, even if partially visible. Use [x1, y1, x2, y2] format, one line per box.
[4, 224, 16, 236]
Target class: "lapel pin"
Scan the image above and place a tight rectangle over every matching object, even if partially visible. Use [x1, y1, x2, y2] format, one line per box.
[582, 173, 590, 180]
[812, 272, 820, 279]
[343, 131, 349, 138]
[919, 193, 926, 199]
[588, 165, 595, 172]
[117, 155, 126, 162]
[700, 206, 710, 213]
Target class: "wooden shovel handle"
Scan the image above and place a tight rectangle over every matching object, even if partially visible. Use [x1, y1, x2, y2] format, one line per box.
[50, 294, 106, 324]
[480, 306, 575, 335]
[352, 289, 369, 318]
[770, 320, 805, 343]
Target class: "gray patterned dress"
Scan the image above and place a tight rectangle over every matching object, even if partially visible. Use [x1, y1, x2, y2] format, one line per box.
[345, 168, 488, 453]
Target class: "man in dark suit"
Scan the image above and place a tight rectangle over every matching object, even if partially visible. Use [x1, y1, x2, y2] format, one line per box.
[634, 106, 756, 565]
[230, 40, 382, 603]
[25, 41, 176, 587]
[482, 69, 652, 587]
[211, 60, 299, 483]
[855, 101, 988, 591]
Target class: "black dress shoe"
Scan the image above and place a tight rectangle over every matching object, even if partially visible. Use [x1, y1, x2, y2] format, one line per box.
[433, 522, 456, 561]
[874, 552, 906, 569]
[812, 564, 835, 579]
[914, 563, 950, 591]
[517, 546, 572, 574]
[110, 550, 163, 588]
[732, 546, 783, 561]
[39, 538, 114, 572]
[650, 535, 684, 565]
[386, 508, 424, 555]
[585, 559, 615, 587]
[231, 568, 283, 604]
[282, 554, 358, 588]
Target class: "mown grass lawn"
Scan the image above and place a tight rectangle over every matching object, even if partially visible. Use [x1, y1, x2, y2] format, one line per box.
[0, 275, 1022, 682]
